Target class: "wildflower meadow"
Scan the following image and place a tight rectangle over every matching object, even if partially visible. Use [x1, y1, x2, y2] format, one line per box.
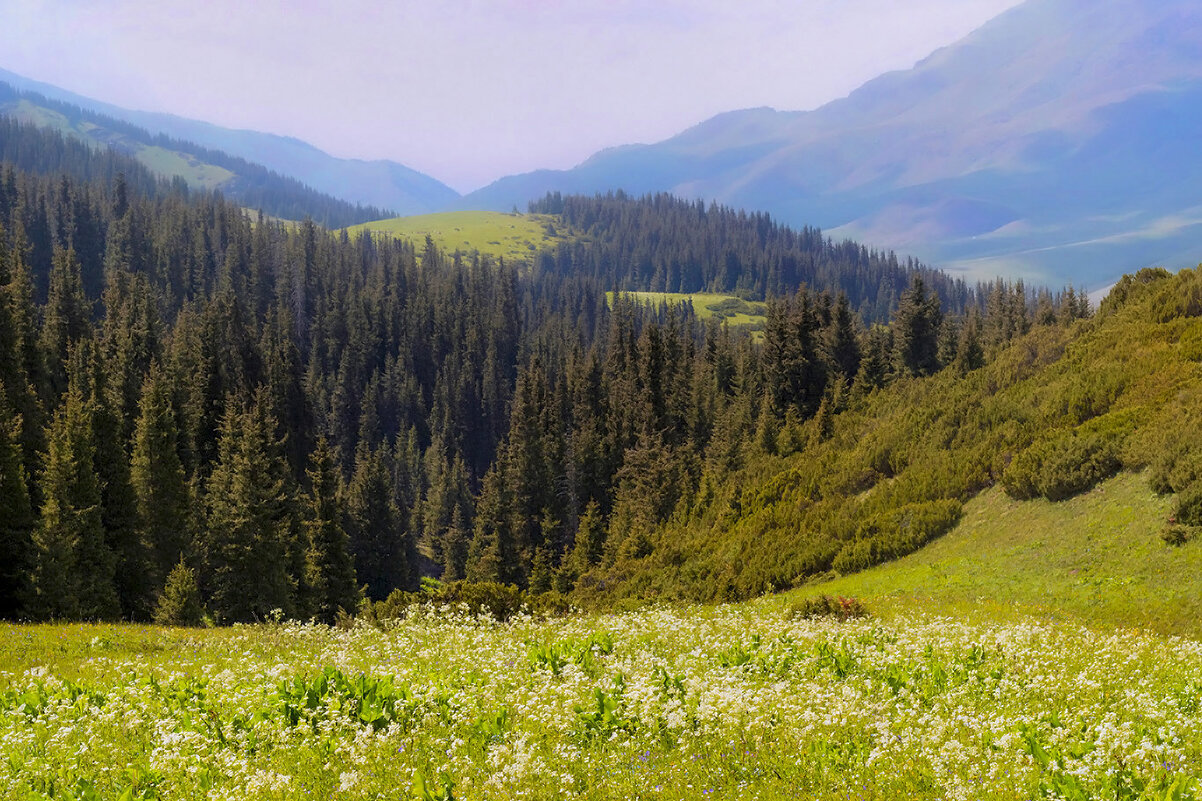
[2, 603, 1200, 800]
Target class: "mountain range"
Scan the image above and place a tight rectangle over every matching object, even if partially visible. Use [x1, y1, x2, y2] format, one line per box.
[0, 67, 459, 217]
[3, 0, 1202, 288]
[460, 0, 1202, 288]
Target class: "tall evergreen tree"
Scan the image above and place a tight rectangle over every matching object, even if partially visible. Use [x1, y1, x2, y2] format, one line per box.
[29, 368, 118, 620]
[201, 397, 296, 622]
[131, 361, 192, 582]
[894, 276, 942, 377]
[344, 444, 410, 600]
[0, 407, 33, 618]
[302, 438, 361, 622]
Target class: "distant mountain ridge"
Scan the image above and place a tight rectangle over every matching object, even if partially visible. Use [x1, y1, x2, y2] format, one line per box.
[0, 67, 459, 217]
[460, 0, 1202, 287]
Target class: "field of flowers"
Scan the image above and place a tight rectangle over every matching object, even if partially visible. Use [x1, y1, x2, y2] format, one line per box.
[1, 603, 1201, 800]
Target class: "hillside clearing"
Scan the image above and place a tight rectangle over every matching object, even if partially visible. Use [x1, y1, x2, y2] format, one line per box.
[345, 211, 571, 262]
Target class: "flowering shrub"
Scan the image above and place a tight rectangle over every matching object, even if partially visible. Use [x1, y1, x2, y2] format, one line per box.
[1, 607, 1200, 799]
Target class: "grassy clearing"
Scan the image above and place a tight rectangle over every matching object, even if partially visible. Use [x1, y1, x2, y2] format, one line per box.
[345, 211, 572, 263]
[133, 145, 235, 190]
[610, 291, 768, 331]
[3, 99, 236, 191]
[780, 471, 1202, 636]
[2, 605, 1201, 800]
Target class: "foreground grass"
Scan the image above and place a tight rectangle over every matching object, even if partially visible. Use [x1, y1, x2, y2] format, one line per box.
[2, 604, 1201, 800]
[345, 211, 571, 263]
[786, 471, 1202, 638]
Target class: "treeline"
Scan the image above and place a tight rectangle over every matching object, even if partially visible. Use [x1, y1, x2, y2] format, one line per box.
[0, 83, 389, 227]
[531, 191, 980, 322]
[0, 127, 1092, 623]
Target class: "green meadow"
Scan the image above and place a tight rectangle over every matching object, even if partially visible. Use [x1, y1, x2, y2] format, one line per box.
[345, 211, 572, 263]
[609, 291, 768, 330]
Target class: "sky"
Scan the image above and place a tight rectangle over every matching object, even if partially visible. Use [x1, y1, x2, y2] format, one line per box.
[0, 0, 1023, 193]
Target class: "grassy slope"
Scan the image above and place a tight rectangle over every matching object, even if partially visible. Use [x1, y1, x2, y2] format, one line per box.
[611, 291, 768, 330]
[344, 211, 572, 262]
[5, 98, 235, 190]
[777, 471, 1202, 637]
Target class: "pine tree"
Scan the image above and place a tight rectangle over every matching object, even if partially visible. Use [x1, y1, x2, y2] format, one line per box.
[39, 248, 93, 399]
[153, 559, 204, 627]
[302, 439, 361, 622]
[827, 292, 861, 380]
[0, 408, 33, 618]
[201, 398, 297, 622]
[894, 276, 942, 377]
[466, 459, 521, 585]
[131, 362, 192, 581]
[30, 372, 119, 620]
[85, 345, 152, 620]
[344, 444, 409, 600]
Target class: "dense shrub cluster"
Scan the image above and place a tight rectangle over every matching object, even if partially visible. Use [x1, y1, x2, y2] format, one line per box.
[1002, 428, 1123, 502]
[832, 501, 963, 573]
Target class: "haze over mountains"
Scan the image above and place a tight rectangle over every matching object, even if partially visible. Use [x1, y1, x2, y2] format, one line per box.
[461, 0, 1202, 287]
[2, 0, 1200, 288]
[0, 67, 459, 217]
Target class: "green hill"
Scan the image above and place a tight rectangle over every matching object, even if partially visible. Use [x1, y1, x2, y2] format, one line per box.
[0, 83, 385, 226]
[345, 210, 573, 262]
[586, 267, 1202, 611]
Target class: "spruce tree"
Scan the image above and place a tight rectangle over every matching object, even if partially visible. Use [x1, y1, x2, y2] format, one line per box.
[201, 398, 296, 622]
[302, 439, 360, 622]
[344, 444, 409, 600]
[30, 373, 119, 620]
[153, 559, 204, 627]
[131, 362, 192, 581]
[0, 408, 33, 618]
[894, 276, 942, 377]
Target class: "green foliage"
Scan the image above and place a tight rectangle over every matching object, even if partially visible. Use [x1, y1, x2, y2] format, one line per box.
[832, 501, 962, 574]
[1002, 427, 1124, 502]
[152, 560, 204, 627]
[276, 666, 414, 732]
[302, 439, 361, 623]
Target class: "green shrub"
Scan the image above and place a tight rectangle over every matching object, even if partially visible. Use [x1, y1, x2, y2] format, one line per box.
[1002, 428, 1124, 502]
[788, 594, 868, 621]
[1037, 433, 1121, 501]
[369, 581, 532, 622]
[1161, 524, 1198, 546]
[831, 500, 962, 573]
[1174, 482, 1202, 527]
[153, 561, 205, 627]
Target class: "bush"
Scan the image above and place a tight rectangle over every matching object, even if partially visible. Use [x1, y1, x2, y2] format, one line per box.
[1174, 482, 1202, 527]
[1038, 433, 1121, 501]
[1161, 523, 1198, 546]
[368, 581, 534, 623]
[1002, 427, 1125, 502]
[788, 594, 868, 621]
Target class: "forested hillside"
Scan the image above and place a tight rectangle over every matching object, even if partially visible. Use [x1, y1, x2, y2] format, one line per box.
[0, 87, 389, 227]
[0, 123, 1093, 623]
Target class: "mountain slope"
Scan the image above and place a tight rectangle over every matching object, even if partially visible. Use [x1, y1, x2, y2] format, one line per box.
[461, 0, 1202, 287]
[0, 67, 459, 216]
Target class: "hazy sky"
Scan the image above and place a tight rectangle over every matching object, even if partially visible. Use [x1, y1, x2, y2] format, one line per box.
[0, 0, 1022, 192]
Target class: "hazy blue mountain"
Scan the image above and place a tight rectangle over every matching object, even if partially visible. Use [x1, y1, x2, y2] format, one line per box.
[461, 0, 1202, 287]
[0, 68, 459, 216]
